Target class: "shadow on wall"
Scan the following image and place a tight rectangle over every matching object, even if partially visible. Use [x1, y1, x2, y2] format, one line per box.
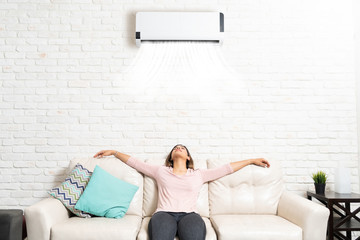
[126, 12, 136, 48]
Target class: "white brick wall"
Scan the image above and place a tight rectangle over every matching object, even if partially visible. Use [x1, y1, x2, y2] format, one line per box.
[0, 0, 358, 210]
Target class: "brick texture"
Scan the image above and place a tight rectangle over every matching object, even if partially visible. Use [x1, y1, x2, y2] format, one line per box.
[0, 0, 358, 213]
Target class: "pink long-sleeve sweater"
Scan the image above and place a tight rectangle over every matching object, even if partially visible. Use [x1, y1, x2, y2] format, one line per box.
[126, 156, 234, 213]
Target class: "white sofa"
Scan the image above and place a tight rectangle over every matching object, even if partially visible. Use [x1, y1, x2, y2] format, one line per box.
[25, 156, 329, 240]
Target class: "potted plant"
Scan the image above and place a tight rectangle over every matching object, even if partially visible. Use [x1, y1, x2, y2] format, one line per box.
[312, 171, 327, 194]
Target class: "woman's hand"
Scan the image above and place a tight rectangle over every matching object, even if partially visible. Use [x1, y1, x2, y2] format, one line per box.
[93, 150, 115, 158]
[251, 158, 270, 168]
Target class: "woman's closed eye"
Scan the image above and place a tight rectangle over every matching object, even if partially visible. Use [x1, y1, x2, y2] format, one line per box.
[174, 146, 185, 149]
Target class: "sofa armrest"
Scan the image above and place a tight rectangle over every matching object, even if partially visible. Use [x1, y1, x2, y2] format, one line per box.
[25, 197, 71, 240]
[278, 191, 329, 240]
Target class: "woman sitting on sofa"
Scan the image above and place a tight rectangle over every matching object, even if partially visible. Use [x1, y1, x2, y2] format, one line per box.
[94, 144, 270, 240]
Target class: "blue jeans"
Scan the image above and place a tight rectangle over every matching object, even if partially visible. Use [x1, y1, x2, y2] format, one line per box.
[148, 211, 206, 240]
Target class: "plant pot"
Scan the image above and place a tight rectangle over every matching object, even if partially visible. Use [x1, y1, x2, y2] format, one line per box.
[314, 183, 326, 194]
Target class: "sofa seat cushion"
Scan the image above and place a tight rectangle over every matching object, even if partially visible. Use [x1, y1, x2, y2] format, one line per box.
[137, 216, 217, 240]
[51, 215, 142, 240]
[210, 215, 302, 240]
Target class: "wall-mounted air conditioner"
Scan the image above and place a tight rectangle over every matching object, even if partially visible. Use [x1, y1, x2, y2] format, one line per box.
[135, 12, 224, 47]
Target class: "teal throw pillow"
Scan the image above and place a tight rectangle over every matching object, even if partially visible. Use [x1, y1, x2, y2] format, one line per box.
[74, 165, 139, 219]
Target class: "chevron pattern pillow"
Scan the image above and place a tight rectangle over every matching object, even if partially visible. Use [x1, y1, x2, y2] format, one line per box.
[49, 163, 93, 218]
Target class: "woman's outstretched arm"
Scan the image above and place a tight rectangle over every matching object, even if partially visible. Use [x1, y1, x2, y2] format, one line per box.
[230, 158, 270, 172]
[94, 150, 130, 163]
[201, 158, 270, 183]
[93, 150, 160, 179]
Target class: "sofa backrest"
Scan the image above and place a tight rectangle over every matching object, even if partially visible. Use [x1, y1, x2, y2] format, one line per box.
[142, 158, 210, 218]
[208, 159, 284, 215]
[68, 157, 143, 217]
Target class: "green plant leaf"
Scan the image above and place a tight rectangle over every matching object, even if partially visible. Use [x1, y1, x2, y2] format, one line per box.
[312, 171, 327, 184]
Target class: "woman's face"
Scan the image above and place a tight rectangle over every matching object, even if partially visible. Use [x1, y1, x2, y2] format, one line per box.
[171, 145, 189, 160]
